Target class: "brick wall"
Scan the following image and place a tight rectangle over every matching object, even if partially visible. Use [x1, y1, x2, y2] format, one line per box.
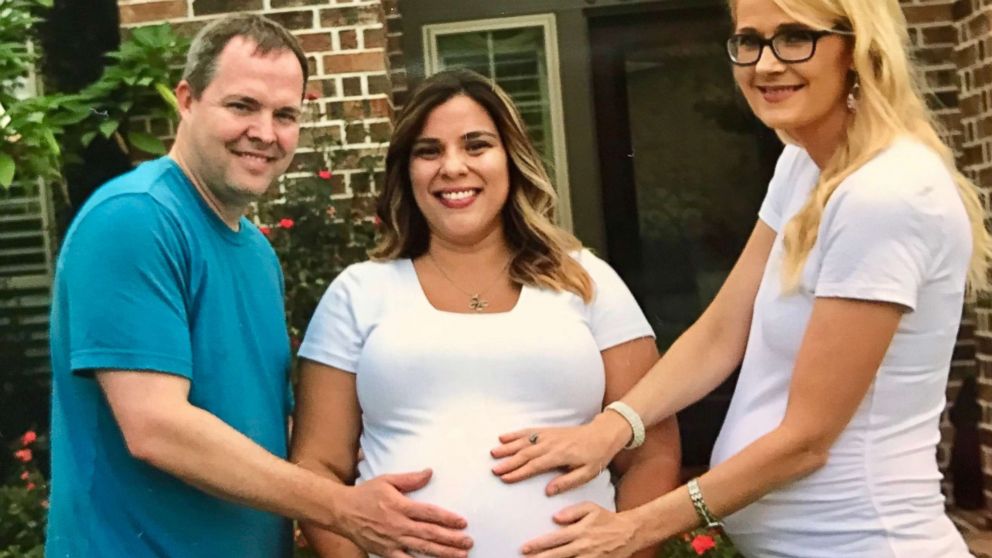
[949, 0, 992, 527]
[117, 0, 394, 206]
[902, 0, 992, 526]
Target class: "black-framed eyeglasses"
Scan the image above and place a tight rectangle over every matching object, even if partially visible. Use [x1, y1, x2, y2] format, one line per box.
[726, 28, 853, 66]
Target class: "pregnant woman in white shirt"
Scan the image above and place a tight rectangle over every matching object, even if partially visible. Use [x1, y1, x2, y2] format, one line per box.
[290, 69, 681, 558]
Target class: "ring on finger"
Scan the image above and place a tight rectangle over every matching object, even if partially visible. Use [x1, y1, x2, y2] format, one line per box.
[529, 432, 539, 444]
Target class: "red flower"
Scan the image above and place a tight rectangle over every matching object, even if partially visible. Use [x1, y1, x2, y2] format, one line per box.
[278, 218, 295, 229]
[20, 471, 29, 481]
[691, 534, 717, 555]
[317, 169, 332, 180]
[259, 225, 271, 236]
[20, 430, 37, 446]
[305, 92, 319, 101]
[373, 215, 382, 226]
[26, 482, 36, 491]
[14, 449, 32, 463]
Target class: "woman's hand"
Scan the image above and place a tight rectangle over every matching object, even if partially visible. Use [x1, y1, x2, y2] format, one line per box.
[491, 412, 632, 495]
[336, 469, 473, 558]
[520, 503, 642, 558]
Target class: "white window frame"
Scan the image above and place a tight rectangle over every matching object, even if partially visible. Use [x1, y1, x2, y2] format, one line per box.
[422, 13, 573, 231]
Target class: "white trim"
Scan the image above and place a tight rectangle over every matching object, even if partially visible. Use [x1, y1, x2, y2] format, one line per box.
[422, 14, 573, 231]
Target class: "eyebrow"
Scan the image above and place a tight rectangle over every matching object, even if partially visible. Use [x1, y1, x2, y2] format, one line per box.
[222, 95, 302, 117]
[464, 131, 499, 141]
[736, 23, 816, 34]
[413, 130, 500, 144]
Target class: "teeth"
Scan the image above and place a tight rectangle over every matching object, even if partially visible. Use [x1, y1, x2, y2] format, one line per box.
[238, 153, 269, 162]
[440, 190, 476, 201]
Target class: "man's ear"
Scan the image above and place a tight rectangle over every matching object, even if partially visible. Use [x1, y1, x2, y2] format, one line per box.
[175, 80, 195, 119]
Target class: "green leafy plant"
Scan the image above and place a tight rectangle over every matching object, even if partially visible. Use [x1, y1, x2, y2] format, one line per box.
[0, 430, 48, 558]
[0, 11, 187, 189]
[67, 23, 187, 160]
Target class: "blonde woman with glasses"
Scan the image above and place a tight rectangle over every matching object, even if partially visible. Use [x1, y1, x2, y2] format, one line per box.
[491, 1, 990, 557]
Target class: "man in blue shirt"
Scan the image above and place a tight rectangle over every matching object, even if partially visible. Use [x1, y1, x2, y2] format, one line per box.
[46, 14, 471, 558]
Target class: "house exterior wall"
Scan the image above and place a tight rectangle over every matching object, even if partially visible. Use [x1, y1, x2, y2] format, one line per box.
[902, 0, 992, 526]
[118, 0, 992, 526]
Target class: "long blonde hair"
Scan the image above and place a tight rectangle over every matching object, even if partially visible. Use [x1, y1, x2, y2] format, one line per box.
[371, 69, 594, 302]
[732, 0, 990, 290]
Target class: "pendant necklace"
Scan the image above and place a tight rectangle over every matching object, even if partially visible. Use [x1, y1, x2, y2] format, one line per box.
[427, 251, 513, 312]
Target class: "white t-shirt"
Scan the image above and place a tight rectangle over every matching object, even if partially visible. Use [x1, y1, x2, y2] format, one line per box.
[299, 249, 654, 557]
[711, 139, 973, 557]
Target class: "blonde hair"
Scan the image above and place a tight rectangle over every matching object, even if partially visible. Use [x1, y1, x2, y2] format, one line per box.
[371, 69, 594, 302]
[731, 0, 990, 290]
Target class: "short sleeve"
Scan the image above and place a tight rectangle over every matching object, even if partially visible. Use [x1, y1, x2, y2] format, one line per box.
[813, 185, 932, 311]
[63, 194, 193, 377]
[297, 266, 364, 373]
[579, 250, 655, 350]
[759, 145, 807, 232]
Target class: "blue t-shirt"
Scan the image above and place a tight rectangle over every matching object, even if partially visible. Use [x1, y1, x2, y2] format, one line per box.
[46, 157, 293, 557]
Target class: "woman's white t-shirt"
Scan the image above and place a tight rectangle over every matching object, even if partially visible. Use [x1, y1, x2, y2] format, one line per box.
[299, 250, 654, 557]
[711, 139, 973, 557]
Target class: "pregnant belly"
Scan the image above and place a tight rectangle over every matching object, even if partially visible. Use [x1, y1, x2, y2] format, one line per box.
[357, 426, 615, 558]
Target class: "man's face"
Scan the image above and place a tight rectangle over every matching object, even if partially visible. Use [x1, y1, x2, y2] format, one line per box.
[174, 36, 304, 210]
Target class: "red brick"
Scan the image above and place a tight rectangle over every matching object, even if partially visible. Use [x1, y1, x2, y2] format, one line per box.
[265, 10, 315, 31]
[323, 52, 386, 73]
[363, 28, 385, 49]
[271, 0, 328, 7]
[191, 0, 262, 16]
[903, 4, 953, 25]
[339, 29, 358, 50]
[298, 32, 332, 52]
[319, 6, 383, 28]
[368, 97, 391, 118]
[922, 25, 957, 46]
[119, 0, 187, 24]
[342, 76, 362, 96]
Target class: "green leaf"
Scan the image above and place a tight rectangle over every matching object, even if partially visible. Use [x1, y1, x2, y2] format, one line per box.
[127, 131, 166, 155]
[80, 131, 97, 147]
[47, 108, 89, 126]
[43, 129, 60, 156]
[99, 119, 119, 138]
[155, 83, 179, 113]
[0, 152, 14, 188]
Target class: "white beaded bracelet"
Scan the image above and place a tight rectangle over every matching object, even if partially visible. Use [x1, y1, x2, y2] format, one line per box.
[604, 401, 645, 450]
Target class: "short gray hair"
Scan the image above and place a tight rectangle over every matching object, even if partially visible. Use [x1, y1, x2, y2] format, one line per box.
[181, 13, 308, 98]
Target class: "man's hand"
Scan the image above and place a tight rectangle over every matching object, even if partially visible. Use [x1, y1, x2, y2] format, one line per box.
[335, 469, 473, 558]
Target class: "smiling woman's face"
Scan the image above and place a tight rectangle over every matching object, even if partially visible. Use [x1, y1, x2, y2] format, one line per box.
[731, 0, 853, 139]
[408, 94, 510, 248]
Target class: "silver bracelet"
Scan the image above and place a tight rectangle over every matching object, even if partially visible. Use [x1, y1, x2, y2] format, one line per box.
[687, 478, 722, 528]
[604, 401, 645, 450]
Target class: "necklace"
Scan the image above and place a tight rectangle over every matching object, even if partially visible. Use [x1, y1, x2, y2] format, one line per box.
[427, 251, 513, 312]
